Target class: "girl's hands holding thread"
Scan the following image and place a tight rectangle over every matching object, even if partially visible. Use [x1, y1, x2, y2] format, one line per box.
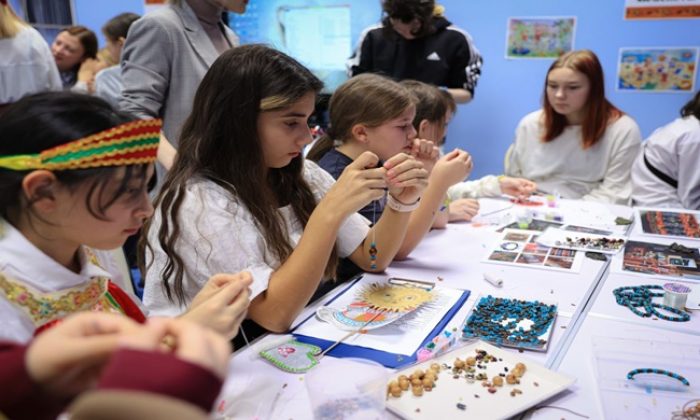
[182, 272, 252, 339]
[430, 149, 473, 189]
[499, 177, 537, 199]
[118, 318, 232, 379]
[449, 198, 480, 222]
[410, 138, 439, 174]
[384, 153, 429, 205]
[25, 312, 143, 398]
[321, 151, 388, 218]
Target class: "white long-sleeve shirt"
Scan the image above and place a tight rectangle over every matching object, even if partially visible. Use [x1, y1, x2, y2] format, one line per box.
[0, 26, 61, 104]
[631, 116, 700, 210]
[506, 110, 642, 205]
[143, 160, 370, 317]
[447, 175, 501, 200]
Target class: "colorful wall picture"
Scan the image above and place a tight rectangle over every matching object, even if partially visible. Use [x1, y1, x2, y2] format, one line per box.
[485, 229, 582, 272]
[625, 0, 700, 20]
[622, 241, 700, 280]
[505, 17, 576, 59]
[617, 47, 698, 92]
[639, 210, 700, 239]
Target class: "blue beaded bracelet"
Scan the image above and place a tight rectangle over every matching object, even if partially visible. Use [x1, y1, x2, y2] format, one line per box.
[627, 368, 690, 386]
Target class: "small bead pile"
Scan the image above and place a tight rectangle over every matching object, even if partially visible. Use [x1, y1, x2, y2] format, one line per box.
[387, 363, 442, 398]
[462, 296, 557, 349]
[388, 349, 528, 407]
[556, 236, 625, 251]
[613, 285, 690, 322]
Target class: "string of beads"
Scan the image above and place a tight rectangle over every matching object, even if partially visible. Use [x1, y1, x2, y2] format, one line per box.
[613, 285, 690, 322]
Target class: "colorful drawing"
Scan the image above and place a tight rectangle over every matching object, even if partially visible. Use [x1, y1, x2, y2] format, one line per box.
[639, 210, 700, 239]
[617, 47, 698, 92]
[622, 241, 700, 280]
[485, 229, 581, 272]
[316, 283, 434, 331]
[624, 0, 700, 20]
[506, 17, 575, 59]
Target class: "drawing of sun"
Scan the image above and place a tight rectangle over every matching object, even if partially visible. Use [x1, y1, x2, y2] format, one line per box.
[358, 283, 433, 313]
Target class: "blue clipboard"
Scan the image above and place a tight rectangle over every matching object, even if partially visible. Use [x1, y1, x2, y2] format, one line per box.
[292, 278, 470, 368]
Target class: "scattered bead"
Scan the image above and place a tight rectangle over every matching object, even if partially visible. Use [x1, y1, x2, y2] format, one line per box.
[456, 402, 467, 410]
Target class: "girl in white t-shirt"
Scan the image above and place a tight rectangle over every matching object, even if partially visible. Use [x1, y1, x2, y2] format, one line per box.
[143, 45, 429, 334]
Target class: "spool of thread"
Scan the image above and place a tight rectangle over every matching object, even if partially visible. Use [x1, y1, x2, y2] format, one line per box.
[663, 283, 691, 310]
[484, 273, 503, 288]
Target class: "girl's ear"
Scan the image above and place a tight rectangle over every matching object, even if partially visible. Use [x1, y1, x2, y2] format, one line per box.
[351, 123, 370, 144]
[418, 119, 430, 138]
[117, 36, 126, 48]
[21, 170, 60, 212]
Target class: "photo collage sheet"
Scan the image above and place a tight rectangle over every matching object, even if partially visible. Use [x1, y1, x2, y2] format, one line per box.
[486, 228, 581, 273]
[619, 209, 700, 281]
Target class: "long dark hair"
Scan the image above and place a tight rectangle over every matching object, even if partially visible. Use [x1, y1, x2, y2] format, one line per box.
[143, 45, 329, 306]
[542, 50, 623, 149]
[0, 92, 150, 224]
[681, 90, 700, 120]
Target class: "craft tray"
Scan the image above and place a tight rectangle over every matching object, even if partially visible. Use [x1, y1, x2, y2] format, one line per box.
[385, 340, 574, 419]
[592, 336, 700, 419]
[460, 295, 558, 352]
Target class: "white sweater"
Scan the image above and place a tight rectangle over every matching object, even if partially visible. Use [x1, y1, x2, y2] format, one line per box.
[631, 116, 700, 210]
[506, 110, 642, 205]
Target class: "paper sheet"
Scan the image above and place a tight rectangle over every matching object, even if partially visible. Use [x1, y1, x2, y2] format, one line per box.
[293, 278, 464, 356]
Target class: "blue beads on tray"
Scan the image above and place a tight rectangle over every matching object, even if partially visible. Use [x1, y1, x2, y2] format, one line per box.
[613, 285, 690, 322]
[461, 296, 558, 350]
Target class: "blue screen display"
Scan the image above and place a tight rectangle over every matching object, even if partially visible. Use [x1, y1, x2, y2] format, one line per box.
[228, 0, 381, 92]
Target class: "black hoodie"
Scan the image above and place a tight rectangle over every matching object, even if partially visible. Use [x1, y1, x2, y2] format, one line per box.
[347, 16, 482, 95]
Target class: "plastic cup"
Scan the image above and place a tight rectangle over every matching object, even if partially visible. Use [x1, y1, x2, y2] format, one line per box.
[663, 282, 691, 309]
[305, 357, 388, 420]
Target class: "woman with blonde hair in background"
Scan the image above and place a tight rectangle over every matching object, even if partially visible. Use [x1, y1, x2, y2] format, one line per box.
[0, 0, 60, 112]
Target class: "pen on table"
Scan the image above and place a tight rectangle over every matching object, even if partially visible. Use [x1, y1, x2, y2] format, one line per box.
[483, 273, 503, 288]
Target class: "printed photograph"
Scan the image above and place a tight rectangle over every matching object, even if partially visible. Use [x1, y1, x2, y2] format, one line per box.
[622, 240, 700, 280]
[489, 251, 519, 263]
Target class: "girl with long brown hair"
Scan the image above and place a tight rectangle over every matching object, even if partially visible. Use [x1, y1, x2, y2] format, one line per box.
[506, 50, 642, 204]
[308, 73, 471, 259]
[142, 45, 428, 336]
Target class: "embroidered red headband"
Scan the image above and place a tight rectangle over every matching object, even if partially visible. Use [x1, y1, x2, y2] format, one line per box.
[0, 119, 161, 171]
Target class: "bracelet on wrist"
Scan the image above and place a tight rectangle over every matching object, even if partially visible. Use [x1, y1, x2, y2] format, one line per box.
[387, 195, 421, 212]
[439, 196, 452, 212]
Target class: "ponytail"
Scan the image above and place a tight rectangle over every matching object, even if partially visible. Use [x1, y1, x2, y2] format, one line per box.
[306, 134, 335, 162]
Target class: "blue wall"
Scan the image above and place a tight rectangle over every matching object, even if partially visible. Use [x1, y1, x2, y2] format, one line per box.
[439, 0, 699, 178]
[73, 0, 144, 46]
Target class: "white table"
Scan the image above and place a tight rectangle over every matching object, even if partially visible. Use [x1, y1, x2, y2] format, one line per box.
[213, 199, 700, 420]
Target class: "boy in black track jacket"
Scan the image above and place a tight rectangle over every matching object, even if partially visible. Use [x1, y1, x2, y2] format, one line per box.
[347, 0, 482, 104]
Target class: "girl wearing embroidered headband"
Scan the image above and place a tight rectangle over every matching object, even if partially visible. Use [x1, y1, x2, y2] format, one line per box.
[308, 73, 472, 261]
[142, 45, 428, 343]
[0, 92, 251, 343]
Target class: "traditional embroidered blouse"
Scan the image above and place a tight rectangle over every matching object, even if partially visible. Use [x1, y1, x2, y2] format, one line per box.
[0, 219, 146, 343]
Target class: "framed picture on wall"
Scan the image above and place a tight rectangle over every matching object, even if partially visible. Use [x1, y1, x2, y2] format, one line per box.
[505, 16, 576, 60]
[616, 47, 698, 93]
[624, 0, 700, 20]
